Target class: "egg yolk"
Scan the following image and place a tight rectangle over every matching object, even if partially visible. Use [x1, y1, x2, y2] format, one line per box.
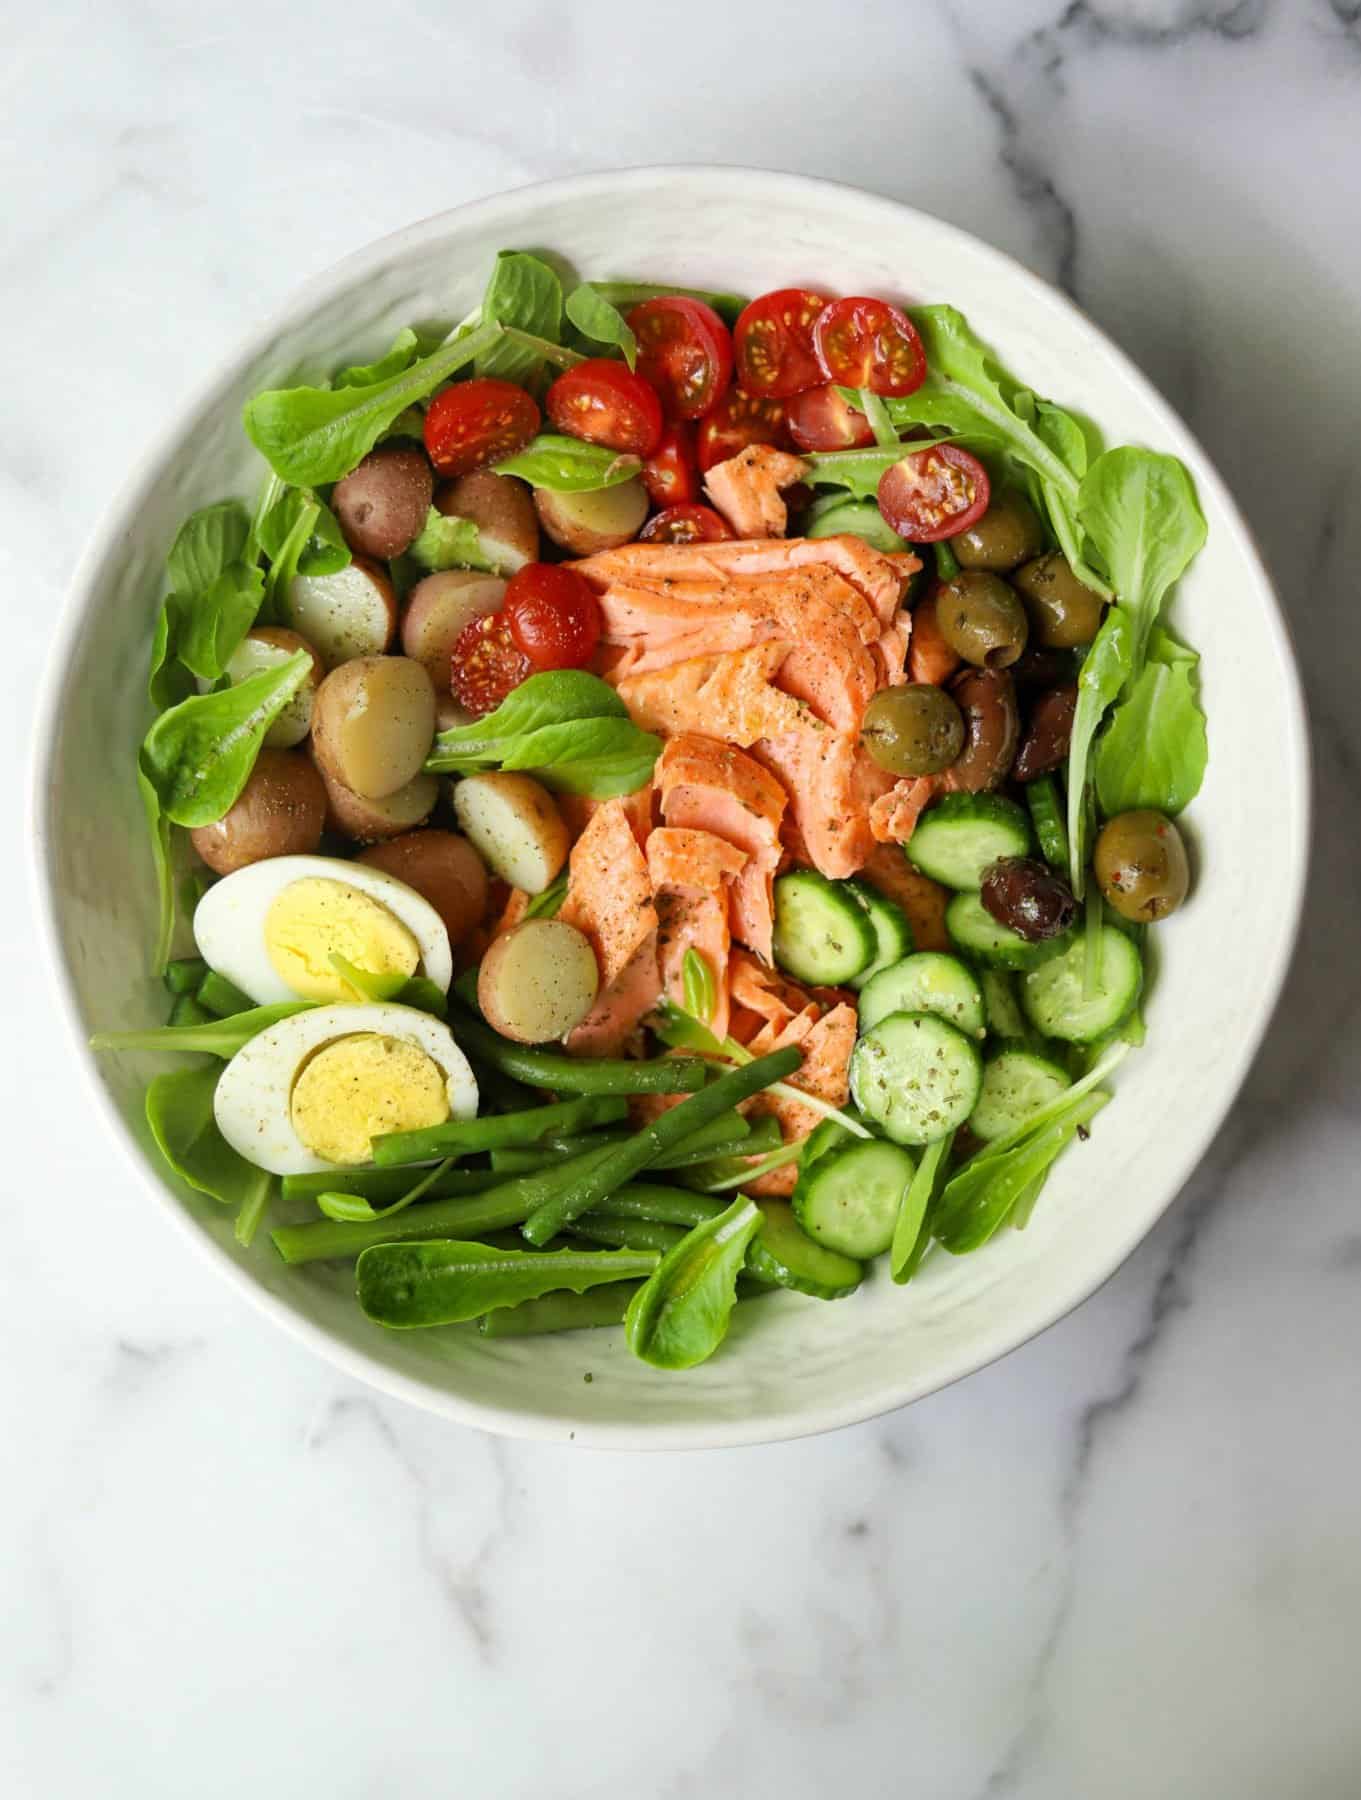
[265, 877, 420, 1002]
[289, 1033, 450, 1165]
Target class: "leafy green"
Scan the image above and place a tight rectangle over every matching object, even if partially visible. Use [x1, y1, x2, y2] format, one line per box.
[394, 976, 449, 1018]
[334, 328, 421, 388]
[804, 498, 907, 554]
[1077, 448, 1206, 677]
[1065, 610, 1133, 891]
[146, 1065, 272, 1216]
[138, 765, 177, 976]
[476, 251, 564, 385]
[178, 565, 266, 683]
[624, 1197, 764, 1370]
[934, 1092, 1109, 1253]
[328, 954, 408, 1003]
[1094, 630, 1207, 816]
[167, 502, 251, 599]
[407, 508, 496, 573]
[91, 1001, 312, 1059]
[501, 717, 662, 798]
[493, 433, 643, 493]
[162, 502, 265, 685]
[316, 1158, 450, 1225]
[242, 317, 503, 486]
[681, 947, 717, 1026]
[804, 445, 906, 502]
[148, 594, 193, 711]
[856, 388, 899, 449]
[585, 281, 747, 327]
[356, 1239, 658, 1328]
[523, 871, 568, 920]
[140, 651, 312, 827]
[565, 284, 638, 368]
[891, 1130, 953, 1283]
[259, 486, 351, 581]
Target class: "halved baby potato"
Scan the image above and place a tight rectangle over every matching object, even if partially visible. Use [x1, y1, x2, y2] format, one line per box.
[357, 829, 490, 945]
[221, 627, 323, 748]
[317, 764, 440, 842]
[401, 571, 505, 691]
[310, 655, 436, 800]
[332, 444, 434, 560]
[189, 748, 327, 875]
[434, 470, 539, 573]
[286, 555, 397, 666]
[478, 919, 599, 1044]
[533, 477, 648, 554]
[452, 771, 568, 894]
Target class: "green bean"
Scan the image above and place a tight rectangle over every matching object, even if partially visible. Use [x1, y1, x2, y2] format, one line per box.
[449, 1004, 708, 1096]
[280, 1165, 501, 1207]
[196, 971, 254, 1018]
[163, 956, 208, 997]
[168, 993, 212, 1027]
[568, 1216, 689, 1256]
[591, 1186, 725, 1229]
[490, 1131, 627, 1174]
[521, 1048, 801, 1246]
[477, 1283, 641, 1337]
[489, 1109, 754, 1176]
[372, 1094, 627, 1167]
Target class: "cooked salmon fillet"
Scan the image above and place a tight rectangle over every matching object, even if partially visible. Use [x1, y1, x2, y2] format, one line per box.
[869, 774, 938, 845]
[616, 641, 806, 746]
[656, 735, 786, 961]
[856, 842, 950, 952]
[907, 588, 961, 686]
[647, 826, 746, 1040]
[753, 727, 895, 880]
[559, 797, 661, 1055]
[743, 1002, 858, 1196]
[565, 932, 662, 1059]
[703, 445, 808, 538]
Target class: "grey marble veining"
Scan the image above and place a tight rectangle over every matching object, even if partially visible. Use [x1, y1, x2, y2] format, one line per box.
[3, 2, 1360, 1796]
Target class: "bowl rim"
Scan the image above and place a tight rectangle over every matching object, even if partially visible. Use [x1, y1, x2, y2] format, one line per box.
[28, 164, 1312, 1449]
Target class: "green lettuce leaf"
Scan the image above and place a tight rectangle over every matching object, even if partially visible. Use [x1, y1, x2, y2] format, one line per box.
[1094, 630, 1207, 816]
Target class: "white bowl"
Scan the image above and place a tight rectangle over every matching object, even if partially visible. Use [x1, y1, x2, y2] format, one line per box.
[32, 168, 1309, 1448]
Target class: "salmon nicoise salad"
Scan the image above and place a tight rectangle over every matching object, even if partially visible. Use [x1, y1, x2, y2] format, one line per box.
[92, 251, 1208, 1369]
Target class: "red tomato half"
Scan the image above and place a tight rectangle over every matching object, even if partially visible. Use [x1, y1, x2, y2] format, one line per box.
[641, 422, 700, 507]
[786, 383, 876, 452]
[639, 504, 734, 545]
[628, 297, 733, 421]
[450, 612, 531, 715]
[545, 358, 663, 457]
[877, 444, 991, 542]
[503, 564, 602, 670]
[813, 298, 927, 397]
[424, 378, 540, 477]
[695, 390, 789, 472]
[734, 288, 833, 399]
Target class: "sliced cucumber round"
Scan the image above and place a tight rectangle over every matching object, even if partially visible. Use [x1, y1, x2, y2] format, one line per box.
[1021, 927, 1143, 1043]
[850, 1011, 983, 1146]
[945, 891, 1068, 971]
[745, 1199, 863, 1299]
[969, 1049, 1071, 1141]
[772, 871, 876, 986]
[843, 879, 914, 992]
[857, 951, 985, 1039]
[792, 1138, 915, 1259]
[979, 968, 1028, 1041]
[906, 792, 1032, 890]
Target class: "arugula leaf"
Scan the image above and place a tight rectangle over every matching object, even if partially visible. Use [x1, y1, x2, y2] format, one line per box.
[428, 670, 625, 756]
[523, 871, 568, 920]
[356, 1238, 658, 1328]
[476, 251, 564, 385]
[407, 508, 500, 574]
[167, 502, 251, 599]
[934, 1092, 1110, 1253]
[856, 388, 900, 449]
[138, 765, 177, 976]
[502, 717, 663, 798]
[395, 976, 450, 1018]
[1094, 629, 1207, 816]
[328, 954, 408, 1003]
[242, 317, 503, 486]
[1066, 611, 1133, 891]
[334, 328, 421, 388]
[91, 1001, 313, 1059]
[425, 670, 657, 797]
[177, 563, 266, 684]
[585, 281, 748, 328]
[681, 948, 717, 1025]
[493, 433, 643, 493]
[146, 1064, 272, 1215]
[140, 651, 312, 826]
[259, 486, 351, 580]
[804, 444, 905, 502]
[891, 1130, 953, 1282]
[162, 501, 266, 685]
[148, 594, 193, 711]
[624, 1197, 763, 1369]
[565, 284, 638, 369]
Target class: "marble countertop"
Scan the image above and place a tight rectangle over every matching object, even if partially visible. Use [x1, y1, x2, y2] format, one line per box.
[5, 2, 1360, 1795]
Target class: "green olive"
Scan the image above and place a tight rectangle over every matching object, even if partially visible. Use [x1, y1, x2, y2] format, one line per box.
[1093, 809, 1190, 923]
[936, 571, 1029, 670]
[953, 489, 1046, 571]
[1012, 553, 1105, 649]
[862, 684, 966, 776]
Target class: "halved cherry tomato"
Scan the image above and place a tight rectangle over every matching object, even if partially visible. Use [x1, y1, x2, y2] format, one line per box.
[813, 297, 927, 397]
[733, 288, 832, 398]
[786, 383, 876, 452]
[641, 422, 700, 507]
[545, 358, 663, 457]
[627, 297, 733, 421]
[877, 444, 991, 542]
[695, 390, 789, 472]
[450, 612, 531, 715]
[424, 378, 540, 477]
[503, 563, 602, 670]
[639, 504, 734, 545]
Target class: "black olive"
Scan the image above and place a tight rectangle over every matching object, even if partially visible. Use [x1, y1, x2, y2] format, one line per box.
[980, 856, 1077, 941]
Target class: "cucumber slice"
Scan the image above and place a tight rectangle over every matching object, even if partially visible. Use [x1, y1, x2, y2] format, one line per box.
[772, 871, 876, 985]
[945, 892, 1069, 971]
[979, 969, 1028, 1040]
[805, 498, 908, 554]
[969, 1049, 1072, 1141]
[857, 951, 985, 1039]
[850, 1011, 983, 1146]
[906, 792, 1032, 890]
[792, 1138, 915, 1258]
[745, 1199, 863, 1299]
[1021, 927, 1143, 1043]
[843, 879, 914, 991]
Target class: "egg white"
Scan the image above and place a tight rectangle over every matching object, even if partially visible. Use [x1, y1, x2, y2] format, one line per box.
[193, 854, 453, 1006]
[214, 1003, 479, 1176]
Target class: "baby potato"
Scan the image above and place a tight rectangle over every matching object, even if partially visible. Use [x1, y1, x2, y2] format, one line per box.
[310, 654, 436, 799]
[478, 920, 599, 1044]
[534, 477, 648, 554]
[434, 470, 539, 573]
[286, 555, 398, 667]
[223, 627, 323, 748]
[318, 764, 439, 842]
[401, 571, 505, 691]
[357, 829, 490, 944]
[452, 771, 568, 894]
[331, 444, 434, 560]
[189, 749, 326, 875]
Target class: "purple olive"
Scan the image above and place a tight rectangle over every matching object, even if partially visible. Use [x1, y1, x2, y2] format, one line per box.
[980, 856, 1077, 941]
[1014, 684, 1078, 782]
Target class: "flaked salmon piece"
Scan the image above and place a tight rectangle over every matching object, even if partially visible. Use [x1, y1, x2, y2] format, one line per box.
[657, 735, 786, 961]
[908, 588, 962, 686]
[746, 1000, 820, 1061]
[728, 949, 809, 1036]
[616, 641, 806, 746]
[869, 774, 939, 845]
[557, 784, 654, 849]
[874, 609, 912, 687]
[647, 827, 746, 1042]
[565, 929, 661, 1058]
[559, 796, 657, 991]
[856, 842, 950, 952]
[743, 1002, 858, 1196]
[703, 445, 808, 539]
[753, 727, 895, 879]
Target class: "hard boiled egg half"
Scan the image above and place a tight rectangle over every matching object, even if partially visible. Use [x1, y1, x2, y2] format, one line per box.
[214, 1003, 478, 1175]
[194, 854, 453, 1006]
